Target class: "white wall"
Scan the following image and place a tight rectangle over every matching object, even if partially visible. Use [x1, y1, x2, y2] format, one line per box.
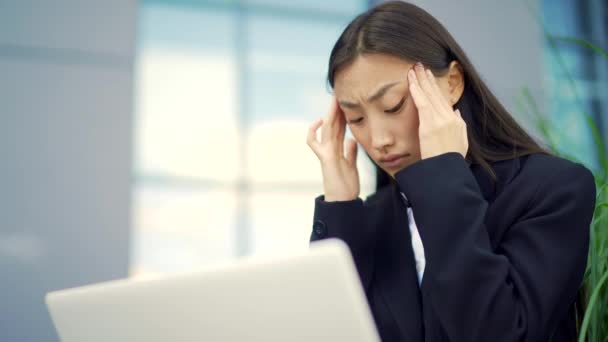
[0, 1, 137, 341]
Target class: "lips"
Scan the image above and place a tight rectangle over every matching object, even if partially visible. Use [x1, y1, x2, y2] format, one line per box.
[379, 153, 409, 169]
[379, 153, 409, 163]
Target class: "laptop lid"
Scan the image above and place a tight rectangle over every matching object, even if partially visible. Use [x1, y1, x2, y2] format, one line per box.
[46, 238, 380, 342]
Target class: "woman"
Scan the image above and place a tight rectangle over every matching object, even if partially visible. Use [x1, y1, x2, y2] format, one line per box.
[306, 2, 596, 341]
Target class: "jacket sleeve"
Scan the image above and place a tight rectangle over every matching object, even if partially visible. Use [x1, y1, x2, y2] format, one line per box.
[394, 152, 596, 341]
[310, 195, 377, 296]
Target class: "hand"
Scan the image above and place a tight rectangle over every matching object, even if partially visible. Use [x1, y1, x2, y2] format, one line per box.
[408, 63, 468, 160]
[306, 97, 360, 202]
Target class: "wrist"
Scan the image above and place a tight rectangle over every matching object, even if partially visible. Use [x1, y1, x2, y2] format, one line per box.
[324, 195, 358, 202]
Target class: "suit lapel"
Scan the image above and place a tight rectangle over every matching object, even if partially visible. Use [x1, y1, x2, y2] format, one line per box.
[470, 156, 522, 203]
[372, 156, 523, 339]
[374, 186, 424, 340]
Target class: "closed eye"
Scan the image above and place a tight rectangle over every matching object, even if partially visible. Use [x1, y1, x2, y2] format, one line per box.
[385, 97, 405, 113]
[349, 117, 364, 125]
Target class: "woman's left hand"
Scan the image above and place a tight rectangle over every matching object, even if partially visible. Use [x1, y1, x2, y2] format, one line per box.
[408, 62, 468, 160]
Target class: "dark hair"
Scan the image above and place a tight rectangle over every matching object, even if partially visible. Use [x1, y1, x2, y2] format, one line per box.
[327, 1, 549, 189]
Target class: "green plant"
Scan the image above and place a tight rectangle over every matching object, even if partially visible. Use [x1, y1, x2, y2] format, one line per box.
[517, 37, 608, 341]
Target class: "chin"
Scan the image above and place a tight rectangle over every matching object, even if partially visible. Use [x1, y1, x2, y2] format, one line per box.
[386, 161, 414, 178]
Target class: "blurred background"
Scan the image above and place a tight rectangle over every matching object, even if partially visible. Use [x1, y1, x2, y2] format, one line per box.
[1, 0, 606, 341]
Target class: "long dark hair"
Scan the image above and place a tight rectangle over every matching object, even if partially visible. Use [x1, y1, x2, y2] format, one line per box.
[327, 1, 549, 189]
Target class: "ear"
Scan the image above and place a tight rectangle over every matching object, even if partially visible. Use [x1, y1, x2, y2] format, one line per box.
[447, 60, 465, 105]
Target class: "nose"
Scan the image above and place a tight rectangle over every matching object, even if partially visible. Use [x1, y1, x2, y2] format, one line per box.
[369, 118, 394, 152]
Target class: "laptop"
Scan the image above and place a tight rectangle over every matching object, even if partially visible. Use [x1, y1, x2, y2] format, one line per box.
[45, 238, 381, 342]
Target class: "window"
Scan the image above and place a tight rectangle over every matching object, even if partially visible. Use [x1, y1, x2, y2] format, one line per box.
[132, 0, 371, 277]
[541, 0, 608, 171]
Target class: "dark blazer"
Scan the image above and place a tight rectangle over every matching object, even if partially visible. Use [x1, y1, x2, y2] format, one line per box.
[310, 152, 596, 342]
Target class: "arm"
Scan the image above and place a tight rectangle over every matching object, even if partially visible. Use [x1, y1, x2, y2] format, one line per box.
[310, 195, 376, 296]
[395, 152, 595, 341]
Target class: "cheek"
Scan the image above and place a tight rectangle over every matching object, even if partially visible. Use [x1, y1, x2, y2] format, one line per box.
[395, 105, 419, 140]
[350, 126, 371, 150]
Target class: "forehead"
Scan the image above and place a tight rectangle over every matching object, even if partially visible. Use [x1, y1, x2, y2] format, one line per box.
[333, 53, 413, 98]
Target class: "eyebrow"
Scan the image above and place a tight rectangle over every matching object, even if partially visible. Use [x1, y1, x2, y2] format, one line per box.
[339, 81, 401, 109]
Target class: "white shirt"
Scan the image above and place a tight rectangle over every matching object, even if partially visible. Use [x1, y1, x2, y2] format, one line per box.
[400, 192, 426, 286]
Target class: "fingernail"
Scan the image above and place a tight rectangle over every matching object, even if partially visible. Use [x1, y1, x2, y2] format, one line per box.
[415, 62, 423, 69]
[408, 69, 416, 80]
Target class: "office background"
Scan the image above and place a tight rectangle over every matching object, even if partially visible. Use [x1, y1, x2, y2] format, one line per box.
[1, 0, 606, 340]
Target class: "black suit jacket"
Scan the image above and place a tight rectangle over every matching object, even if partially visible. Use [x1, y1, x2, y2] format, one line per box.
[310, 152, 596, 341]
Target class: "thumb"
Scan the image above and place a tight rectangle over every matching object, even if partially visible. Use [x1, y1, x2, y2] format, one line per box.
[345, 138, 358, 165]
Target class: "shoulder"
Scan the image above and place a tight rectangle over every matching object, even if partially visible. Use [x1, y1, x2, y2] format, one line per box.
[510, 153, 596, 207]
[517, 153, 594, 188]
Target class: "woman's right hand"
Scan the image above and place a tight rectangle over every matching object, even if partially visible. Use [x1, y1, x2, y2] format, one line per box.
[306, 97, 360, 202]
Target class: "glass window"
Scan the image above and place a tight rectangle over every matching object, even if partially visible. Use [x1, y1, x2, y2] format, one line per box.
[541, 0, 608, 171]
[135, 49, 239, 181]
[131, 186, 237, 276]
[245, 0, 366, 14]
[133, 0, 368, 276]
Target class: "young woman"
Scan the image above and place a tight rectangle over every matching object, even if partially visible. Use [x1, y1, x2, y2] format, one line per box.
[306, 2, 596, 341]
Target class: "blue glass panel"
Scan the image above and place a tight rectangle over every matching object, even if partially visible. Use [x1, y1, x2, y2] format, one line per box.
[245, 0, 365, 14]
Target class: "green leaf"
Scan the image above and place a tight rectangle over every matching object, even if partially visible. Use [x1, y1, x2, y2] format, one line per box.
[552, 36, 608, 59]
[597, 183, 608, 200]
[578, 270, 608, 342]
[519, 3, 608, 339]
[583, 115, 608, 172]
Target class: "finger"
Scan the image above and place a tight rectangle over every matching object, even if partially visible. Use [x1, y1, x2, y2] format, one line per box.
[425, 69, 454, 114]
[462, 118, 469, 148]
[323, 97, 344, 142]
[335, 103, 347, 144]
[327, 96, 340, 128]
[414, 62, 431, 91]
[345, 138, 358, 165]
[408, 68, 432, 124]
[321, 100, 336, 143]
[417, 65, 451, 119]
[326, 97, 347, 157]
[414, 63, 437, 106]
[306, 118, 323, 152]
